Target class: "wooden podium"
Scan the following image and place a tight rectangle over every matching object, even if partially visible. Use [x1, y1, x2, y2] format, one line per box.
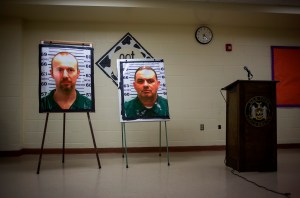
[222, 80, 277, 172]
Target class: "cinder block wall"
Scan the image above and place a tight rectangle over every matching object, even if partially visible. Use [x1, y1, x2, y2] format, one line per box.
[1, 18, 300, 150]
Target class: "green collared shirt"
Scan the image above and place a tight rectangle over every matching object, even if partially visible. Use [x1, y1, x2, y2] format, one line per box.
[40, 89, 93, 112]
[123, 95, 170, 120]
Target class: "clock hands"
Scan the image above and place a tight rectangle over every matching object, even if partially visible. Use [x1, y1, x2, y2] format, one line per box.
[195, 26, 213, 44]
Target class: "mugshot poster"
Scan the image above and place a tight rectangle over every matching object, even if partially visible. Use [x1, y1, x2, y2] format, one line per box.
[39, 43, 95, 113]
[117, 59, 170, 122]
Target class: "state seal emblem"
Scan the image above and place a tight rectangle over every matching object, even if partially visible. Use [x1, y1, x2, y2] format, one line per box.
[245, 96, 273, 127]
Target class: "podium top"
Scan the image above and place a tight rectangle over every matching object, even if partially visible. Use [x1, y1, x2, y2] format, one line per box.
[221, 80, 278, 91]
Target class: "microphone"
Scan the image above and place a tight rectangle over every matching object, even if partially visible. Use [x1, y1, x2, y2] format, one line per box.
[243, 66, 253, 80]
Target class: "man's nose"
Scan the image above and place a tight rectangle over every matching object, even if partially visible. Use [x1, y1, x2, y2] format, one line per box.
[63, 69, 68, 77]
[143, 81, 149, 87]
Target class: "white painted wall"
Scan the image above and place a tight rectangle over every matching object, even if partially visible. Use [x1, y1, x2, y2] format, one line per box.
[0, 19, 23, 150]
[0, 18, 299, 150]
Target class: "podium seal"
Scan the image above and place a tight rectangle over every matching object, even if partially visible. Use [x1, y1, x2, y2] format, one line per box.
[245, 96, 273, 127]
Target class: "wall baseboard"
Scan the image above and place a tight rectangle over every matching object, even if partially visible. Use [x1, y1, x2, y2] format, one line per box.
[1, 144, 299, 157]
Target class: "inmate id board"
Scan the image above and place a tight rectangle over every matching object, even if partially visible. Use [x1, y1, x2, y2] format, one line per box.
[117, 59, 170, 122]
[39, 43, 95, 112]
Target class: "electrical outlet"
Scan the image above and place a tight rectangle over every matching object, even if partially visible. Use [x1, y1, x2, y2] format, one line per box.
[200, 124, 204, 131]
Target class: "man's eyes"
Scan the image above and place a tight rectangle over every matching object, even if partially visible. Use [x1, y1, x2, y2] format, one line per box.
[67, 68, 75, 72]
[137, 79, 155, 84]
[57, 68, 75, 72]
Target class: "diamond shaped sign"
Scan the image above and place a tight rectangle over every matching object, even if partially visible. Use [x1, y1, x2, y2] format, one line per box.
[95, 32, 153, 86]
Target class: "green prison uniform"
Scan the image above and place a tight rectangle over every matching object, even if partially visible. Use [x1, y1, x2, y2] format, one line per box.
[124, 95, 170, 120]
[40, 89, 92, 112]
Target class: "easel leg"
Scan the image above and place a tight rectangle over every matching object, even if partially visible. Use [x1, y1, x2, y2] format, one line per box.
[159, 121, 162, 156]
[122, 122, 129, 168]
[121, 123, 124, 158]
[87, 112, 101, 169]
[164, 121, 170, 166]
[62, 113, 66, 163]
[36, 113, 49, 174]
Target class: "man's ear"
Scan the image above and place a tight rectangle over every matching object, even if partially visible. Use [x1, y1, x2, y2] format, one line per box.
[50, 69, 54, 78]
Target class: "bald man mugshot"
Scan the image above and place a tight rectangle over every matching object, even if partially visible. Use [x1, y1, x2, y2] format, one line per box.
[40, 52, 92, 112]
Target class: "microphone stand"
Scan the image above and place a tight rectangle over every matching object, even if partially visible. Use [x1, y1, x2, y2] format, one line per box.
[247, 72, 253, 80]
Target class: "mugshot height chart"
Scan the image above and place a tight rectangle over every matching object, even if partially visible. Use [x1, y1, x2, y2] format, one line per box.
[117, 59, 170, 122]
[39, 42, 95, 112]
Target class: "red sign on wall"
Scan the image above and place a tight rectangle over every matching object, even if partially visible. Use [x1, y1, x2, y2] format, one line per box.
[272, 46, 300, 107]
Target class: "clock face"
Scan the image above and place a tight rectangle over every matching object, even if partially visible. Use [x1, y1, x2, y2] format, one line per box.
[195, 26, 213, 44]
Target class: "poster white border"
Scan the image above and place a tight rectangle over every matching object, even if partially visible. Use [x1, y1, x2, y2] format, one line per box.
[117, 59, 170, 122]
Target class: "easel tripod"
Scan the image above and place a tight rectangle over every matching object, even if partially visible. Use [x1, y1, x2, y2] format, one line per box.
[121, 121, 170, 168]
[36, 112, 101, 174]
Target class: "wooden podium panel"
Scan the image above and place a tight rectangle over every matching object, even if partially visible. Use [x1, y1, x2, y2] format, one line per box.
[222, 80, 277, 172]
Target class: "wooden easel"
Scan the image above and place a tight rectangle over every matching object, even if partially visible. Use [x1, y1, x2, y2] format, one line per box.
[121, 121, 170, 168]
[36, 112, 101, 174]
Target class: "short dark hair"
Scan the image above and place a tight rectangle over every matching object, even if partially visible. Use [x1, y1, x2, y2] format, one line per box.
[134, 66, 158, 80]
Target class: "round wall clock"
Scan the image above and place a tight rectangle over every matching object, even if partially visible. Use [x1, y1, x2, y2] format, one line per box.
[195, 26, 213, 44]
